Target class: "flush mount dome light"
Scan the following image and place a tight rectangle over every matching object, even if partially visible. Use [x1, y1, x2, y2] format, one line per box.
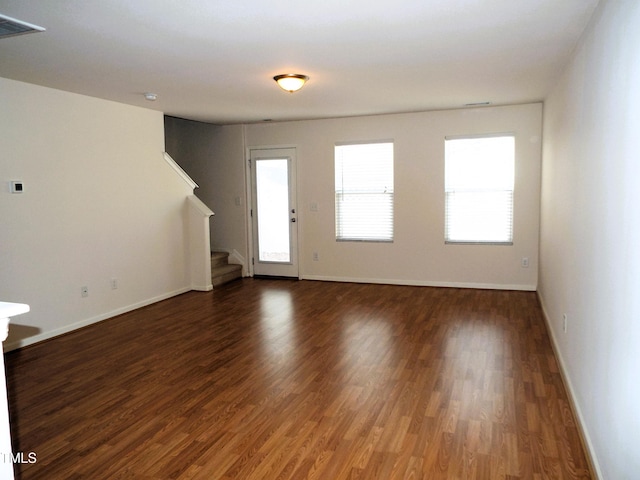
[274, 74, 309, 93]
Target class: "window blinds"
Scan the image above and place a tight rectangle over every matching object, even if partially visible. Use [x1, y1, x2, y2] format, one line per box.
[335, 142, 394, 242]
[444, 135, 515, 244]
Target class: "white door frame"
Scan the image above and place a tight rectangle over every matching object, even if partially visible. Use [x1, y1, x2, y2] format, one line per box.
[246, 145, 300, 278]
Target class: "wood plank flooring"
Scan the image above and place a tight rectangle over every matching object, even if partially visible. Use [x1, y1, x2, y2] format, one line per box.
[5, 279, 592, 479]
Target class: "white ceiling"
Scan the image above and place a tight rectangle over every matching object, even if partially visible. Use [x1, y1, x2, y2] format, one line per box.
[0, 0, 599, 125]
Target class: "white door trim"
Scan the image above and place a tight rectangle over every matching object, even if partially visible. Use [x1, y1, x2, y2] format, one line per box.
[246, 145, 300, 278]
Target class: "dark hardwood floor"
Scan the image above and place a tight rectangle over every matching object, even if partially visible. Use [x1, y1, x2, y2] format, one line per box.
[5, 279, 592, 479]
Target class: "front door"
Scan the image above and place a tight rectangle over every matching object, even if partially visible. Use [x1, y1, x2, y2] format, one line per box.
[250, 148, 299, 277]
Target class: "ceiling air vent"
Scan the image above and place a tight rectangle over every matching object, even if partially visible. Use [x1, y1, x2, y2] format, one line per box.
[0, 13, 45, 39]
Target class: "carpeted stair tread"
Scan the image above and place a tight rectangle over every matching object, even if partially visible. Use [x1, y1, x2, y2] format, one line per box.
[211, 252, 242, 287]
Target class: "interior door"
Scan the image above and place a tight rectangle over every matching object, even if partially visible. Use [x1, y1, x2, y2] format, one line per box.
[250, 148, 299, 277]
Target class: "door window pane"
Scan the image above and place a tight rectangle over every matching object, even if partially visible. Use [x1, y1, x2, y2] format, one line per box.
[256, 159, 291, 262]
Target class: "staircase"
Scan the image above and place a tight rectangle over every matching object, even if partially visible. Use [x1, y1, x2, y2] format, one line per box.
[211, 251, 243, 287]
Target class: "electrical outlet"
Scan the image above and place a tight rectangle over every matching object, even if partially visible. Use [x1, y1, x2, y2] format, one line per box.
[111, 278, 118, 290]
[81, 286, 88, 298]
[563, 314, 568, 333]
[313, 251, 319, 261]
[521, 257, 529, 268]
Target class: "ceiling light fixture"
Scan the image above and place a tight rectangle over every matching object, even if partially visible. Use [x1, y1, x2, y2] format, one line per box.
[144, 92, 157, 101]
[274, 74, 309, 93]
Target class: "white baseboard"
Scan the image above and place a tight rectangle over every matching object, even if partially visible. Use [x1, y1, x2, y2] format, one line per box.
[301, 274, 536, 291]
[4, 286, 192, 352]
[536, 293, 602, 479]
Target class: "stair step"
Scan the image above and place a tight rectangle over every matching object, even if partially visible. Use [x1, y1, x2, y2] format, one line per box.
[211, 251, 230, 269]
[211, 251, 242, 287]
[212, 263, 243, 287]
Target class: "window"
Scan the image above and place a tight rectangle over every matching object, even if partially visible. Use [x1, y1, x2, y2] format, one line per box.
[444, 134, 515, 244]
[335, 142, 394, 242]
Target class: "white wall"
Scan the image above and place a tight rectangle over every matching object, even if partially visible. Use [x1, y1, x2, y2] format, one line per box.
[539, 0, 640, 478]
[245, 104, 542, 289]
[0, 78, 194, 350]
